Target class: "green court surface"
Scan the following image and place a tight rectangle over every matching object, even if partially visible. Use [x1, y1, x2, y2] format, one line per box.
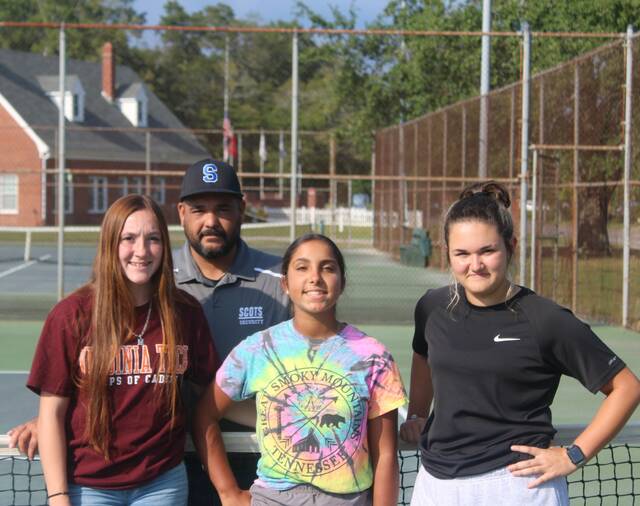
[3, 319, 639, 424]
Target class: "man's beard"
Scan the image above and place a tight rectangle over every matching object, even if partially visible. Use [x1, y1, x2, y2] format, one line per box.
[188, 226, 240, 260]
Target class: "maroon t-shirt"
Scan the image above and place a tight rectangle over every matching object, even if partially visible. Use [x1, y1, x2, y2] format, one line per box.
[27, 290, 217, 489]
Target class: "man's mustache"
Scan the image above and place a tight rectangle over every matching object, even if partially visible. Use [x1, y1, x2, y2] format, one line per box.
[199, 228, 226, 240]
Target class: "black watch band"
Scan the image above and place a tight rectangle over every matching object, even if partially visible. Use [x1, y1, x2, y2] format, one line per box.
[566, 444, 586, 467]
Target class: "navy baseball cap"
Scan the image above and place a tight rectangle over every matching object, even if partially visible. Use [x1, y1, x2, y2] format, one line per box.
[179, 159, 243, 200]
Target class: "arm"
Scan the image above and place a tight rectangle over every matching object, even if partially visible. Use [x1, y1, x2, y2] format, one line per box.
[509, 367, 640, 487]
[39, 393, 71, 506]
[369, 410, 399, 506]
[224, 399, 257, 428]
[7, 417, 38, 459]
[193, 380, 251, 506]
[399, 352, 432, 444]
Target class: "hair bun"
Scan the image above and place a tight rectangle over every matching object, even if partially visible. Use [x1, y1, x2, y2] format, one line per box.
[459, 180, 511, 209]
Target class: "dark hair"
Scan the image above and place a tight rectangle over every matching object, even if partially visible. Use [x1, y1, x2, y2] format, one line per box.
[281, 233, 346, 288]
[444, 180, 515, 260]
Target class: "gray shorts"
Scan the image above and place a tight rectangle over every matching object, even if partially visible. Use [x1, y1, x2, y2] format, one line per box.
[250, 483, 372, 506]
[410, 464, 569, 506]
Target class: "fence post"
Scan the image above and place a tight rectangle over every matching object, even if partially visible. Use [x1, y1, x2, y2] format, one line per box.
[518, 22, 531, 286]
[290, 31, 299, 243]
[413, 122, 419, 228]
[622, 25, 634, 327]
[530, 149, 538, 290]
[145, 130, 151, 195]
[24, 230, 32, 262]
[57, 23, 66, 301]
[537, 77, 545, 292]
[441, 112, 448, 271]
[571, 61, 580, 312]
[478, 0, 492, 178]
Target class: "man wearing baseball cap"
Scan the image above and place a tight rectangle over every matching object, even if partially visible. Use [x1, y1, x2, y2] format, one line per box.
[174, 159, 289, 505]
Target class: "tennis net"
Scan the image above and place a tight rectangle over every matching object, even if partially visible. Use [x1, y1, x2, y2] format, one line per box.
[2, 424, 640, 506]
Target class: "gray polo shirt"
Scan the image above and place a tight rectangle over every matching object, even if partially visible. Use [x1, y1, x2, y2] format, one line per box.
[173, 239, 290, 360]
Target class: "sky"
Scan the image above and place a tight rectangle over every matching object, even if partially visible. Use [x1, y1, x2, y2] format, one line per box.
[132, 0, 391, 28]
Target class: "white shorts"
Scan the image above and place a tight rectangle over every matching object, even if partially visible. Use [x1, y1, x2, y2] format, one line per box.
[410, 464, 569, 506]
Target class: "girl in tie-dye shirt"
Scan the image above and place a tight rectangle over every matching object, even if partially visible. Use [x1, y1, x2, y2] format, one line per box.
[194, 233, 407, 506]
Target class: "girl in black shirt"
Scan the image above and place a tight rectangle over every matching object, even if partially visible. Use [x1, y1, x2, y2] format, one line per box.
[400, 181, 640, 505]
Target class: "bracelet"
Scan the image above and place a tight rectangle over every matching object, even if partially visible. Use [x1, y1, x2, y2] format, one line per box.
[409, 414, 419, 420]
[47, 491, 69, 499]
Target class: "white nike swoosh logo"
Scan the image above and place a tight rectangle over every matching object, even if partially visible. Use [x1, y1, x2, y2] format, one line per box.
[493, 334, 521, 342]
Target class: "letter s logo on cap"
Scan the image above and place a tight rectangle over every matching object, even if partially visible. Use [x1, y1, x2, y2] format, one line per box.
[202, 163, 219, 184]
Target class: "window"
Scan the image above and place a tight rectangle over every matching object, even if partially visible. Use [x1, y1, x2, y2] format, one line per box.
[130, 177, 143, 195]
[138, 100, 144, 124]
[119, 176, 143, 197]
[53, 173, 73, 214]
[0, 174, 18, 213]
[151, 177, 165, 204]
[89, 176, 108, 213]
[73, 94, 80, 119]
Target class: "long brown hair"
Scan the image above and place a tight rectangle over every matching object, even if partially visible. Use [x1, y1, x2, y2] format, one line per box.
[81, 194, 183, 459]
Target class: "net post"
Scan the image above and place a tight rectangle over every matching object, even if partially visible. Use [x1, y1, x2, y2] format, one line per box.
[24, 229, 31, 262]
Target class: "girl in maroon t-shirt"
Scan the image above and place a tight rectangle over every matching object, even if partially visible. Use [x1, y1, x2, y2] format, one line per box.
[28, 195, 217, 506]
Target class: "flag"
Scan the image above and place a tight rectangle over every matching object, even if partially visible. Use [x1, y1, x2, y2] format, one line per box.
[223, 116, 235, 163]
[259, 130, 267, 164]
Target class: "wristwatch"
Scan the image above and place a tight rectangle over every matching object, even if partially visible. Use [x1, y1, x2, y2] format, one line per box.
[566, 444, 586, 468]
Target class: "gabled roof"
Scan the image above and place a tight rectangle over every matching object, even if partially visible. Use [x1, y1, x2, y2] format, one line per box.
[36, 74, 83, 94]
[0, 48, 209, 164]
[117, 82, 146, 99]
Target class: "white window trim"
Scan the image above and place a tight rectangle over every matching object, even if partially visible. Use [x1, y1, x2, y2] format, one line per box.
[152, 176, 166, 204]
[52, 174, 74, 215]
[89, 176, 108, 214]
[0, 173, 18, 214]
[119, 176, 144, 197]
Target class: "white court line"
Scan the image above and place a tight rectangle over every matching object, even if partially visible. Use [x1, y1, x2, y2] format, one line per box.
[0, 254, 51, 279]
[0, 371, 29, 374]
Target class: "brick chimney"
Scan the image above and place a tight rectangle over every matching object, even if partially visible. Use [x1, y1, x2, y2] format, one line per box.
[102, 42, 115, 102]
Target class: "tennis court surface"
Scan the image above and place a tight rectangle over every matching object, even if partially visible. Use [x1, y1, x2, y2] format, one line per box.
[2, 230, 640, 505]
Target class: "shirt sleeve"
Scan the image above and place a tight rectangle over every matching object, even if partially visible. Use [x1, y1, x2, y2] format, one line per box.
[215, 333, 258, 401]
[536, 303, 626, 393]
[367, 348, 408, 419]
[412, 292, 430, 357]
[185, 303, 218, 386]
[27, 298, 81, 397]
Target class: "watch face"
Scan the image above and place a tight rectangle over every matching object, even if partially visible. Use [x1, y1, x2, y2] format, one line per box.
[567, 445, 585, 465]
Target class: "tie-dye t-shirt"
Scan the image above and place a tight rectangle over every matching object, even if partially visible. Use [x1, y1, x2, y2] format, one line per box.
[216, 319, 407, 493]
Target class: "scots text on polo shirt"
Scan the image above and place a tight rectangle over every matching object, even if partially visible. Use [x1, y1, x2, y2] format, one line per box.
[238, 305, 264, 325]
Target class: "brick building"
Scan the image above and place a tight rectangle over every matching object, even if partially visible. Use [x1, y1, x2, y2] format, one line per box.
[0, 44, 209, 226]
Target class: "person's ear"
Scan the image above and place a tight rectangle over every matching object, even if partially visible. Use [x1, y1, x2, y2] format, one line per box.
[280, 275, 289, 295]
[238, 198, 246, 223]
[177, 202, 186, 226]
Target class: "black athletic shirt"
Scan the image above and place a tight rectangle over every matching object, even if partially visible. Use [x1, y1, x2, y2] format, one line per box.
[412, 285, 625, 479]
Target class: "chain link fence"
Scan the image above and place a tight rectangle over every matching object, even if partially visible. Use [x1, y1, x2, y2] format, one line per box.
[374, 33, 640, 330]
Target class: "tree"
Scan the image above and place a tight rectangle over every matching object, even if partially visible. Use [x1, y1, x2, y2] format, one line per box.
[0, 0, 145, 61]
[297, 0, 640, 255]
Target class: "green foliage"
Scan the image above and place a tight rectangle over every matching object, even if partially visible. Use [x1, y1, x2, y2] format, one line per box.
[0, 0, 144, 60]
[2, 0, 640, 188]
